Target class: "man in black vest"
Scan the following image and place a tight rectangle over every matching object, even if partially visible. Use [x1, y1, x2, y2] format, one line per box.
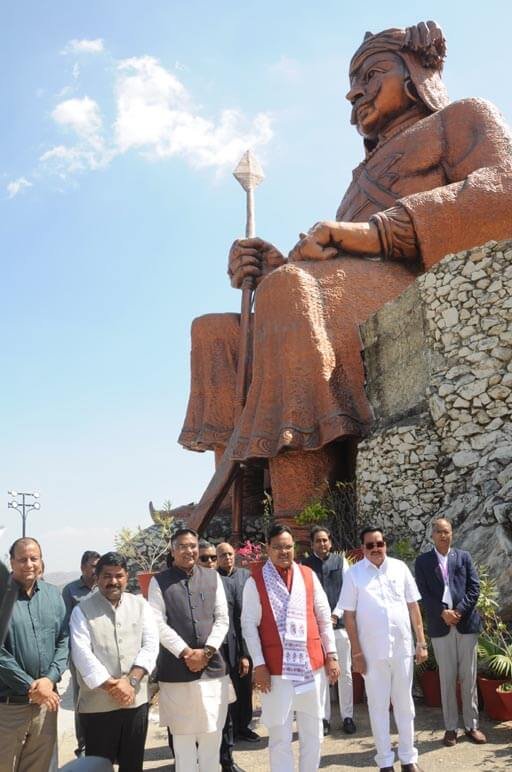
[148, 528, 230, 772]
[302, 526, 356, 736]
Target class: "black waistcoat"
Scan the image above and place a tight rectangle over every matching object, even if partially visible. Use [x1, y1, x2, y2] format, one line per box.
[155, 565, 226, 683]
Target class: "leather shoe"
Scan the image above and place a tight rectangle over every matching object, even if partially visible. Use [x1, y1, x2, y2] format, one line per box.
[465, 728, 487, 744]
[322, 719, 330, 735]
[443, 729, 457, 747]
[236, 729, 260, 743]
[343, 716, 357, 734]
[401, 765, 423, 771]
[379, 767, 394, 771]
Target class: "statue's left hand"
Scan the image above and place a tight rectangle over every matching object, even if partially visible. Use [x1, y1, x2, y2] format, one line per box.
[288, 220, 381, 261]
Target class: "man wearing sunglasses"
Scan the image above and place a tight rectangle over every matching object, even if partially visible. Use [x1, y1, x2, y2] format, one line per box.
[335, 527, 427, 772]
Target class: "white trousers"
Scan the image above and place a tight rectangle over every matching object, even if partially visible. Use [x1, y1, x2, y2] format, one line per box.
[324, 628, 353, 721]
[173, 729, 222, 772]
[268, 711, 323, 772]
[363, 651, 418, 769]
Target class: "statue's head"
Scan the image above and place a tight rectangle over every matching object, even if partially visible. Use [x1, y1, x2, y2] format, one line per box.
[347, 21, 448, 151]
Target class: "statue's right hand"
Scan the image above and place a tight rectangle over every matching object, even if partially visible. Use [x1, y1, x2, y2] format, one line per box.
[228, 237, 285, 289]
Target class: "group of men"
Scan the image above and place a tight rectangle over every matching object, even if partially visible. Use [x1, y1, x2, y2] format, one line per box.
[0, 515, 485, 772]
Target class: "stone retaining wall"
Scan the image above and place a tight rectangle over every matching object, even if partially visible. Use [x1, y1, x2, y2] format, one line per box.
[357, 239, 512, 616]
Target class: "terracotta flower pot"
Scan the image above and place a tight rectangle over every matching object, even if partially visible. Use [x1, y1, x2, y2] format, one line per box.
[496, 686, 512, 718]
[477, 676, 510, 720]
[419, 669, 442, 707]
[136, 571, 155, 599]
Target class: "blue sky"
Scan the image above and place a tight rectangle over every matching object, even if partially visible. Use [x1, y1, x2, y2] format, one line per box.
[1, 1, 511, 572]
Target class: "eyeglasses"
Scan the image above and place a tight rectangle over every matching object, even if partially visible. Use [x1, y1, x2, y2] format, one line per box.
[364, 540, 385, 550]
[199, 555, 217, 563]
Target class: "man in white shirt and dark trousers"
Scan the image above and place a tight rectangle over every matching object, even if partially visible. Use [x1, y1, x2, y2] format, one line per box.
[336, 527, 427, 772]
[415, 518, 485, 747]
[302, 525, 356, 736]
[148, 528, 231, 772]
[69, 552, 159, 772]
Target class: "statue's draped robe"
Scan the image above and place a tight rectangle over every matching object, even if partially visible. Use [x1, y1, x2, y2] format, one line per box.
[179, 98, 512, 462]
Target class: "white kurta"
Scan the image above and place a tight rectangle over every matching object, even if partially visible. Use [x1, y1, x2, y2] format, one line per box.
[241, 569, 335, 728]
[148, 573, 233, 734]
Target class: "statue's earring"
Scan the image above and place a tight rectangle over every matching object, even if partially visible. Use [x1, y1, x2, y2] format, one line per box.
[404, 77, 418, 102]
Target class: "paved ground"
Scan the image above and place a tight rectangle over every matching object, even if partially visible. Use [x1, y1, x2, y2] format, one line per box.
[57, 672, 512, 770]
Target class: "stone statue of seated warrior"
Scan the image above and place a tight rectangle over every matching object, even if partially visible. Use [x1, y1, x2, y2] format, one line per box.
[179, 21, 512, 535]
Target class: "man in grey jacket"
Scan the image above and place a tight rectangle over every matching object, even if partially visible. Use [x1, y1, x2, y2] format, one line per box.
[69, 552, 158, 772]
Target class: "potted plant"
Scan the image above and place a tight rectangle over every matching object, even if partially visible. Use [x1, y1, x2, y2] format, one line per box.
[496, 681, 512, 713]
[476, 566, 512, 721]
[415, 632, 441, 708]
[115, 512, 175, 598]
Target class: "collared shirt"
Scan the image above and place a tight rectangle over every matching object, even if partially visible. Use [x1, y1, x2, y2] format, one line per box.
[69, 592, 159, 690]
[62, 576, 95, 619]
[434, 549, 453, 609]
[241, 569, 335, 668]
[148, 571, 229, 658]
[0, 580, 68, 697]
[336, 556, 420, 661]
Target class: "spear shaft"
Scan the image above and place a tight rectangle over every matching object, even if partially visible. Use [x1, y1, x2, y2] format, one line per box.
[231, 151, 264, 545]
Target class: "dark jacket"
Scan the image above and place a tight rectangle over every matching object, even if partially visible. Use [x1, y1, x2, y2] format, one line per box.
[155, 565, 226, 682]
[218, 567, 250, 670]
[302, 552, 344, 629]
[414, 547, 482, 638]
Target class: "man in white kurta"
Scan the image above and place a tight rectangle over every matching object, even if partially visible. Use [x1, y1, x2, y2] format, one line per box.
[241, 524, 339, 772]
[336, 528, 427, 772]
[148, 528, 230, 772]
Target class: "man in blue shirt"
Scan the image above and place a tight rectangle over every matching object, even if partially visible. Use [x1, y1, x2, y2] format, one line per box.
[0, 537, 68, 772]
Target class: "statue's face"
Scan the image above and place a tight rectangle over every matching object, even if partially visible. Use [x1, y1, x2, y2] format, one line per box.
[346, 52, 413, 140]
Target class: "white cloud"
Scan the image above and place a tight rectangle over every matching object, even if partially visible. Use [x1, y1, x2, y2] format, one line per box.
[42, 97, 112, 175]
[72, 62, 80, 80]
[62, 38, 104, 55]
[7, 177, 32, 199]
[37, 54, 273, 182]
[114, 56, 272, 168]
[52, 96, 102, 137]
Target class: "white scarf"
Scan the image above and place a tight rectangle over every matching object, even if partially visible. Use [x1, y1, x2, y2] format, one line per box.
[262, 559, 314, 693]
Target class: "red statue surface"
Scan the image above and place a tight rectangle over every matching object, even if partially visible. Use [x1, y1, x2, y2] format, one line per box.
[179, 22, 512, 535]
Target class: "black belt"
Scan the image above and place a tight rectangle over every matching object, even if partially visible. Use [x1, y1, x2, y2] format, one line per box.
[0, 695, 31, 704]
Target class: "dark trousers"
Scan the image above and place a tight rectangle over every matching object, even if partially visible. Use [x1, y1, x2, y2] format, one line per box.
[231, 665, 253, 736]
[220, 710, 234, 768]
[81, 703, 149, 772]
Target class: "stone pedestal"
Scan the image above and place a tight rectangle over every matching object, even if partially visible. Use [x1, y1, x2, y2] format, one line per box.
[357, 240, 512, 617]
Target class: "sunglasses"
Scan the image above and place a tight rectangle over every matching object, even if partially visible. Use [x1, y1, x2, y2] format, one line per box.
[364, 540, 385, 550]
[199, 555, 217, 563]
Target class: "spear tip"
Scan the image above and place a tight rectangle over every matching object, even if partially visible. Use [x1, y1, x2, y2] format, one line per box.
[233, 149, 264, 192]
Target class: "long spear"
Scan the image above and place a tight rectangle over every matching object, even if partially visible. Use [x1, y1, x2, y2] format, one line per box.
[187, 151, 265, 540]
[230, 150, 264, 545]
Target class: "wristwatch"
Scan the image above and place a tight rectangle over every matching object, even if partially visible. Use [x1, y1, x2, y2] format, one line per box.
[204, 645, 216, 660]
[128, 676, 139, 688]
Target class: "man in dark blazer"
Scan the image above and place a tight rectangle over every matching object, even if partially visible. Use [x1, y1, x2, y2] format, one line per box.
[415, 518, 485, 748]
[302, 525, 356, 736]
